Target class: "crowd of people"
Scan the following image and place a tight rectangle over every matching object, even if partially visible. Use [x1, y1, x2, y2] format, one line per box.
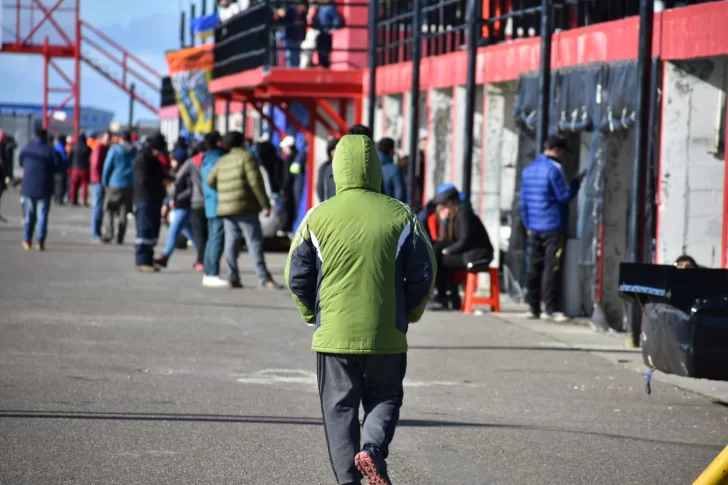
[218, 0, 344, 69]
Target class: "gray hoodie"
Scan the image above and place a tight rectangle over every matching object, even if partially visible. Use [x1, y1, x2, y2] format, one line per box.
[175, 156, 205, 210]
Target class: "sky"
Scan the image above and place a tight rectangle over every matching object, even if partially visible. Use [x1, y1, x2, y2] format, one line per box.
[1, 0, 192, 121]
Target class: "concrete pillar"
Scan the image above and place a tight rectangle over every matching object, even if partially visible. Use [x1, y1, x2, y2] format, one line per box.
[383, 94, 403, 148]
[483, 83, 518, 268]
[658, 58, 727, 267]
[426, 88, 453, 200]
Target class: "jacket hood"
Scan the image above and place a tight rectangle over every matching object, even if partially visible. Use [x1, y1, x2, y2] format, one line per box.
[332, 135, 382, 194]
[378, 151, 394, 165]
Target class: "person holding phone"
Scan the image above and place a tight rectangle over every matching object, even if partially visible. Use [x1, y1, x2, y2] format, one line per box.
[519, 135, 584, 322]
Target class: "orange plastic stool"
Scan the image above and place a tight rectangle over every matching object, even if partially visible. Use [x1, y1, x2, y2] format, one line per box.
[462, 267, 501, 314]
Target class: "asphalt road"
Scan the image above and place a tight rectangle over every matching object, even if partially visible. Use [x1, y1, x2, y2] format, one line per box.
[1, 199, 726, 485]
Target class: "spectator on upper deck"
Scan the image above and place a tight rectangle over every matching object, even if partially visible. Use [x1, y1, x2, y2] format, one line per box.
[275, 1, 309, 67]
[311, 0, 342, 68]
[218, 0, 248, 23]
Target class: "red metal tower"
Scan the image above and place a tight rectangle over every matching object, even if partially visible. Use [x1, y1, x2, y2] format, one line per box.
[1, 0, 162, 139]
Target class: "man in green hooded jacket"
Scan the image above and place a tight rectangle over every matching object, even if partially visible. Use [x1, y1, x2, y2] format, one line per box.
[285, 135, 436, 485]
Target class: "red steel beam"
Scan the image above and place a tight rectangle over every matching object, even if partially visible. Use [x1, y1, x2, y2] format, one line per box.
[246, 99, 286, 139]
[81, 20, 162, 79]
[0, 43, 75, 57]
[271, 102, 311, 136]
[81, 37, 158, 91]
[23, 0, 72, 47]
[49, 59, 73, 86]
[315, 98, 349, 134]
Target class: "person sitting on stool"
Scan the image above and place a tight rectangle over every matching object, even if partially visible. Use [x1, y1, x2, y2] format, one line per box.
[429, 187, 494, 311]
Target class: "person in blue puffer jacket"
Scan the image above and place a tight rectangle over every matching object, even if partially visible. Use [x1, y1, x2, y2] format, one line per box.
[200, 131, 229, 288]
[312, 0, 342, 68]
[519, 135, 583, 322]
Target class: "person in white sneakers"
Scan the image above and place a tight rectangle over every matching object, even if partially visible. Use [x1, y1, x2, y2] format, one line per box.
[200, 131, 230, 288]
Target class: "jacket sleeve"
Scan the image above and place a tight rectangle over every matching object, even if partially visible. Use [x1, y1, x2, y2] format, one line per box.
[445, 210, 472, 255]
[243, 154, 271, 211]
[174, 160, 193, 202]
[519, 179, 529, 231]
[403, 214, 437, 323]
[284, 215, 319, 324]
[101, 148, 114, 186]
[549, 165, 580, 203]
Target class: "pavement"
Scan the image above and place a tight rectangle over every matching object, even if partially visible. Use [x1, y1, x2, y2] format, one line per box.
[1, 195, 727, 485]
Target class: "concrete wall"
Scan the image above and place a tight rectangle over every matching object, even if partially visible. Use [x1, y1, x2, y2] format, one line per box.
[383, 94, 404, 149]
[426, 88, 453, 200]
[659, 57, 727, 268]
[483, 83, 518, 267]
[601, 130, 635, 328]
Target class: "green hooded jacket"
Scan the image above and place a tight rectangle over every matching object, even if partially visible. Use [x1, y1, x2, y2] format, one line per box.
[284, 135, 437, 355]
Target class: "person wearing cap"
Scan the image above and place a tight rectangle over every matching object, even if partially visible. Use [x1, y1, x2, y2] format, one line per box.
[279, 135, 306, 232]
[316, 137, 338, 202]
[133, 132, 168, 272]
[429, 187, 494, 310]
[418, 182, 457, 239]
[207, 131, 282, 289]
[285, 134, 436, 485]
[520, 134, 583, 322]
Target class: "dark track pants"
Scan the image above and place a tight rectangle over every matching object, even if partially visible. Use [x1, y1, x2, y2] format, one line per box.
[134, 200, 161, 267]
[526, 231, 565, 315]
[190, 207, 207, 265]
[317, 353, 406, 485]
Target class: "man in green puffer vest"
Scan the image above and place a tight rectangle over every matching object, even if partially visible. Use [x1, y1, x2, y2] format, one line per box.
[285, 134, 436, 485]
[207, 131, 281, 290]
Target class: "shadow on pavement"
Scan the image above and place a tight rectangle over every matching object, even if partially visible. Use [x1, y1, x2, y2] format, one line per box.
[410, 345, 639, 354]
[0, 409, 719, 449]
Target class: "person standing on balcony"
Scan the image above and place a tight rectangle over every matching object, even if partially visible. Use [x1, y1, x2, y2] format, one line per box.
[89, 131, 111, 242]
[519, 135, 583, 322]
[69, 133, 91, 206]
[312, 0, 342, 68]
[102, 131, 136, 244]
[276, 1, 309, 68]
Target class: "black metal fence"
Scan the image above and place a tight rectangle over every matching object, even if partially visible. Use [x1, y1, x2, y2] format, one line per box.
[160, 77, 176, 108]
[212, 0, 368, 80]
[373, 0, 722, 67]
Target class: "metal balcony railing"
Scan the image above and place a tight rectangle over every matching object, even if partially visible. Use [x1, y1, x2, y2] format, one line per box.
[374, 0, 723, 66]
[212, 0, 368, 80]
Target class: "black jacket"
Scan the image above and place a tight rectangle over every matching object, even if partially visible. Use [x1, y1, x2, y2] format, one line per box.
[448, 206, 494, 264]
[70, 136, 92, 170]
[316, 160, 336, 201]
[171, 161, 192, 209]
[133, 149, 166, 203]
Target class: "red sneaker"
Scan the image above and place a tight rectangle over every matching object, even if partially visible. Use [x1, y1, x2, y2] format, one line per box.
[194, 263, 204, 272]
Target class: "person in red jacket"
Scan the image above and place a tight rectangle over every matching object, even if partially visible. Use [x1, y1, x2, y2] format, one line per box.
[89, 131, 112, 241]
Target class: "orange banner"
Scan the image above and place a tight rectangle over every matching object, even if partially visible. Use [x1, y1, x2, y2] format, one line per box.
[165, 43, 214, 75]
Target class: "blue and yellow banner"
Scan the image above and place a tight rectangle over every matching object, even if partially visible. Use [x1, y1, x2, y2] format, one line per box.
[165, 44, 215, 136]
[191, 13, 219, 41]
